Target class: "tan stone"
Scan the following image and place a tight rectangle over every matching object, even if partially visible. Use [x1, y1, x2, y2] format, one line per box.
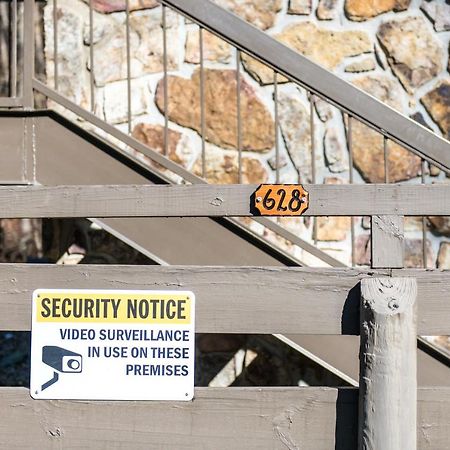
[437, 242, 450, 269]
[345, 57, 376, 73]
[288, 0, 312, 14]
[355, 234, 371, 266]
[421, 81, 450, 140]
[212, 0, 282, 30]
[193, 146, 268, 184]
[241, 55, 289, 86]
[155, 69, 275, 152]
[405, 239, 434, 268]
[81, 0, 158, 13]
[131, 123, 196, 174]
[428, 216, 450, 236]
[404, 217, 424, 232]
[91, 8, 180, 86]
[317, 178, 351, 241]
[350, 75, 421, 183]
[242, 22, 372, 84]
[351, 121, 421, 183]
[345, 0, 410, 21]
[185, 29, 232, 64]
[317, 0, 339, 20]
[377, 16, 443, 92]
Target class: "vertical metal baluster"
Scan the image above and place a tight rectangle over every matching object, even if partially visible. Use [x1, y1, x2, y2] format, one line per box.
[421, 159, 427, 268]
[199, 27, 206, 178]
[162, 5, 169, 156]
[236, 50, 242, 184]
[89, 0, 95, 112]
[53, 0, 58, 90]
[383, 136, 389, 184]
[274, 71, 279, 184]
[11, 0, 18, 97]
[126, 0, 131, 133]
[348, 115, 355, 267]
[310, 92, 317, 244]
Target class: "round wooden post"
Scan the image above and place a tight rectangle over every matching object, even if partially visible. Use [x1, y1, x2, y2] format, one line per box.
[359, 277, 417, 450]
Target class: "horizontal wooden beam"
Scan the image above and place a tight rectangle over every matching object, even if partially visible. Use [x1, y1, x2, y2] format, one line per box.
[0, 265, 448, 334]
[1, 387, 448, 449]
[0, 184, 449, 217]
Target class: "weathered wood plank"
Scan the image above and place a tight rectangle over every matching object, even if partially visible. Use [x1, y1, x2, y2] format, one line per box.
[0, 387, 447, 450]
[359, 278, 417, 450]
[0, 265, 448, 334]
[0, 184, 449, 217]
[371, 215, 404, 269]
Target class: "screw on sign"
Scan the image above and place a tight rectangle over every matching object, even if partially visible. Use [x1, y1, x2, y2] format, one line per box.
[251, 184, 309, 216]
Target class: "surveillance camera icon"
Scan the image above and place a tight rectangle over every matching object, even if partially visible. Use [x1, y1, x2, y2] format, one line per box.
[41, 346, 82, 391]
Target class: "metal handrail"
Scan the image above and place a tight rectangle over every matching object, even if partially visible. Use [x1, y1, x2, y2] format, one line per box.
[160, 0, 450, 173]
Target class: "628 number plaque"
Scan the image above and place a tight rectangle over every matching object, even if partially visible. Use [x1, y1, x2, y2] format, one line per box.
[252, 184, 309, 216]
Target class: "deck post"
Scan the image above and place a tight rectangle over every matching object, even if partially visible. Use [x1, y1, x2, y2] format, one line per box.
[358, 277, 417, 450]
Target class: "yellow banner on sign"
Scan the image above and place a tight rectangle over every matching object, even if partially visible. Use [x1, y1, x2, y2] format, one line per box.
[35, 291, 192, 324]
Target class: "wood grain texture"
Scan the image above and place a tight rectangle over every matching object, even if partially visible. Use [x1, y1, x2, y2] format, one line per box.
[0, 387, 448, 449]
[359, 278, 417, 450]
[0, 265, 449, 334]
[371, 215, 404, 269]
[0, 184, 449, 217]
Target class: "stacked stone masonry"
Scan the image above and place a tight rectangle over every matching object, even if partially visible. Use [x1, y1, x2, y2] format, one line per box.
[43, 0, 450, 268]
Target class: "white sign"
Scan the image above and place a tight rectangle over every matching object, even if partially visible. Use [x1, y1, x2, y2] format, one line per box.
[30, 289, 195, 401]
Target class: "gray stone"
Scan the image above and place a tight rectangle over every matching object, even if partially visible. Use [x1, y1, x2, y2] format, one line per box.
[268, 155, 288, 171]
[44, 1, 89, 108]
[317, 0, 339, 20]
[314, 98, 334, 122]
[91, 8, 180, 86]
[421, 0, 450, 32]
[278, 91, 312, 182]
[83, 10, 116, 45]
[103, 79, 150, 124]
[324, 127, 348, 173]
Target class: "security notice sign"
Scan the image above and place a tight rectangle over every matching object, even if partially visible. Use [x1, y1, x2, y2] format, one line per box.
[30, 289, 195, 401]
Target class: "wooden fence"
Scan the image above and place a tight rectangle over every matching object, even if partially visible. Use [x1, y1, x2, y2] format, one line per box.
[0, 184, 449, 449]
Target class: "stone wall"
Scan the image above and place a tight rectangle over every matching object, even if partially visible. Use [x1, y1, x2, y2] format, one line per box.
[42, 0, 450, 267]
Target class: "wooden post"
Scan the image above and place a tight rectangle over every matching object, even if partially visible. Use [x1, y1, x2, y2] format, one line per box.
[371, 215, 404, 269]
[358, 277, 417, 450]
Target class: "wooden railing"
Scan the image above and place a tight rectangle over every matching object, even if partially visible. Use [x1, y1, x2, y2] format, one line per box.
[0, 183, 449, 448]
